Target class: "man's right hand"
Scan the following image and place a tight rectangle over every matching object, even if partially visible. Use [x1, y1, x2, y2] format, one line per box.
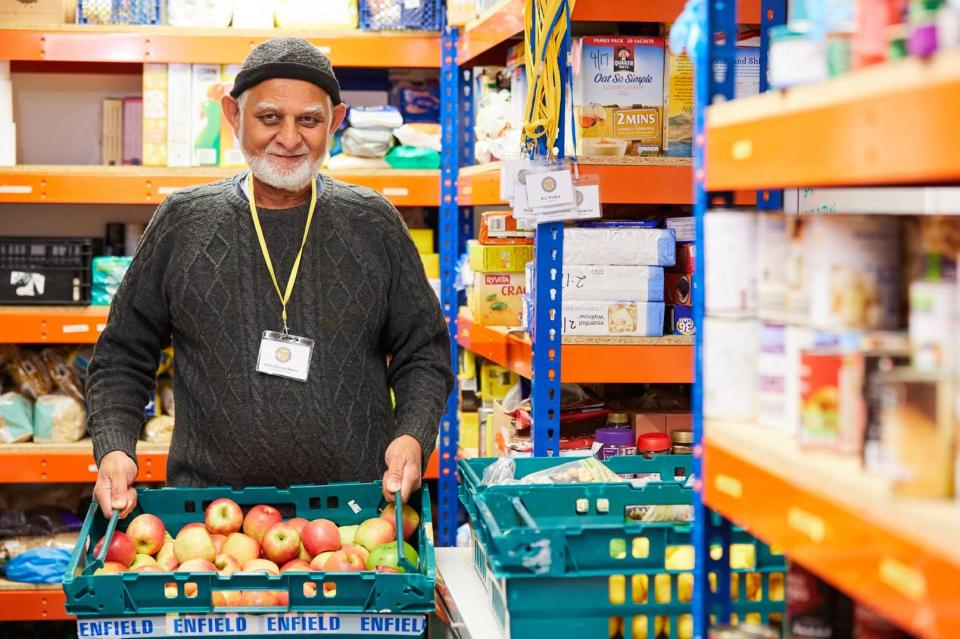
[94, 451, 139, 518]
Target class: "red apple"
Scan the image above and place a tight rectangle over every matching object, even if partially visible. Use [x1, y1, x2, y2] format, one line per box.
[177, 558, 217, 572]
[276, 590, 290, 606]
[242, 505, 282, 542]
[280, 559, 312, 573]
[214, 554, 242, 576]
[125, 514, 167, 556]
[300, 518, 340, 556]
[341, 544, 369, 566]
[212, 590, 243, 607]
[303, 582, 318, 597]
[129, 554, 158, 570]
[156, 541, 179, 571]
[240, 590, 280, 607]
[222, 532, 260, 566]
[310, 552, 334, 570]
[205, 498, 243, 536]
[323, 549, 365, 572]
[132, 564, 164, 573]
[298, 544, 312, 562]
[261, 522, 301, 566]
[242, 559, 280, 576]
[174, 526, 216, 563]
[94, 561, 128, 575]
[179, 522, 205, 533]
[94, 531, 137, 567]
[211, 534, 226, 554]
[381, 503, 420, 541]
[287, 518, 309, 535]
[354, 518, 395, 551]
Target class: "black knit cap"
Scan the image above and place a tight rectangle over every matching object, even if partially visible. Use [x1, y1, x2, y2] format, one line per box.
[230, 37, 342, 105]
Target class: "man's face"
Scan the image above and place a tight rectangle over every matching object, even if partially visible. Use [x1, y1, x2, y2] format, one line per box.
[222, 78, 347, 192]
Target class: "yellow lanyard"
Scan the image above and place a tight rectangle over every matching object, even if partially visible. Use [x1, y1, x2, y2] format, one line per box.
[247, 172, 318, 335]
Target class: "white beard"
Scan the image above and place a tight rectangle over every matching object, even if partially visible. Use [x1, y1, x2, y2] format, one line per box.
[243, 149, 320, 193]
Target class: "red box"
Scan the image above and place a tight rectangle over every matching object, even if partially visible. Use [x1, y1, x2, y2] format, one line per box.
[668, 242, 696, 274]
[665, 273, 692, 305]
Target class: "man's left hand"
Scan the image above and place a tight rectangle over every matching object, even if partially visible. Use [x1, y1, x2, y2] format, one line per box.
[383, 435, 422, 503]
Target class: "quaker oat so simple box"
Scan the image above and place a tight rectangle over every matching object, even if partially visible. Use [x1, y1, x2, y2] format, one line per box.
[574, 36, 665, 157]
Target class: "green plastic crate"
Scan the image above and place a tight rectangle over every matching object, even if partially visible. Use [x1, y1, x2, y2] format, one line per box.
[63, 482, 435, 638]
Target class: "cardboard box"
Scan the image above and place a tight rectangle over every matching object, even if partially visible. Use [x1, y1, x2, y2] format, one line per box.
[468, 240, 533, 273]
[142, 63, 168, 167]
[219, 64, 244, 168]
[101, 98, 122, 166]
[563, 265, 665, 302]
[669, 242, 696, 274]
[735, 45, 761, 99]
[420, 253, 439, 279]
[665, 304, 695, 335]
[663, 49, 693, 157]
[575, 36, 665, 157]
[479, 210, 534, 245]
[459, 411, 480, 455]
[479, 361, 517, 406]
[0, 0, 65, 24]
[409, 228, 434, 254]
[564, 227, 676, 267]
[122, 97, 142, 166]
[664, 273, 691, 305]
[191, 64, 221, 166]
[166, 64, 192, 167]
[562, 300, 665, 337]
[471, 272, 526, 326]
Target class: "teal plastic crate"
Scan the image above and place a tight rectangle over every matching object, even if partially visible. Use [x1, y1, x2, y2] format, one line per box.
[63, 482, 435, 638]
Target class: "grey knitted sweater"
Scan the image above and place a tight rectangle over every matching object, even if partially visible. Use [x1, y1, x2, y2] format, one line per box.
[86, 174, 453, 487]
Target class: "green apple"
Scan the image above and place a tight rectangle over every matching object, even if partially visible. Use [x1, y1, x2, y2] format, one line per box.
[365, 541, 418, 573]
[338, 524, 359, 546]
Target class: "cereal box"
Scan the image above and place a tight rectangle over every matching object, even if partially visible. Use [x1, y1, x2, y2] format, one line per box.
[219, 64, 245, 168]
[142, 63, 167, 167]
[574, 36, 665, 157]
[191, 64, 222, 166]
[663, 48, 693, 157]
[561, 300, 665, 337]
[166, 63, 192, 167]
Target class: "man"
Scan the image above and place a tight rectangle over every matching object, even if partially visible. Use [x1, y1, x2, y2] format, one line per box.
[87, 38, 453, 518]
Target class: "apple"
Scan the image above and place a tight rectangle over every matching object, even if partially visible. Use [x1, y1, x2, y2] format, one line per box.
[126, 514, 167, 556]
[240, 590, 280, 607]
[324, 549, 365, 572]
[242, 505, 282, 542]
[338, 524, 359, 546]
[276, 590, 290, 606]
[177, 558, 217, 572]
[132, 564, 164, 573]
[94, 531, 137, 567]
[174, 526, 216, 563]
[310, 552, 334, 570]
[298, 544, 312, 562]
[222, 532, 260, 566]
[300, 518, 340, 556]
[261, 522, 301, 566]
[94, 561, 128, 575]
[156, 541, 179, 571]
[354, 518, 395, 551]
[242, 559, 280, 576]
[375, 566, 399, 574]
[211, 534, 227, 554]
[129, 554, 158, 570]
[212, 590, 243, 607]
[280, 559, 312, 573]
[179, 522, 205, 533]
[303, 582, 318, 597]
[205, 498, 244, 536]
[341, 544, 369, 565]
[164, 531, 174, 543]
[214, 554, 242, 576]
[380, 504, 420, 541]
[287, 518, 309, 535]
[366, 541, 418, 573]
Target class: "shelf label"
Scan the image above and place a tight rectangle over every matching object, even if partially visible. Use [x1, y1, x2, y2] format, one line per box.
[382, 187, 409, 197]
[0, 185, 32, 194]
[62, 324, 91, 334]
[157, 186, 179, 195]
[787, 507, 825, 542]
[77, 613, 427, 637]
[731, 139, 753, 161]
[879, 557, 927, 601]
[97, 323, 107, 332]
[714, 473, 743, 498]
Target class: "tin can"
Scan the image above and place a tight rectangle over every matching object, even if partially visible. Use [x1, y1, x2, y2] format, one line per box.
[705, 317, 759, 422]
[705, 209, 758, 317]
[799, 349, 865, 452]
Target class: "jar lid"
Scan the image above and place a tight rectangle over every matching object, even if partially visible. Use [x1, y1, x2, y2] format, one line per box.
[594, 427, 635, 446]
[671, 430, 694, 444]
[637, 432, 671, 452]
[607, 412, 630, 425]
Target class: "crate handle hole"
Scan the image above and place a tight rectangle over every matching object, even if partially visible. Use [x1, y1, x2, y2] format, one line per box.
[327, 496, 339, 509]
[164, 583, 178, 599]
[630, 615, 651, 638]
[184, 582, 198, 599]
[631, 575, 648, 604]
[323, 582, 337, 598]
[608, 616, 623, 638]
[183, 501, 196, 513]
[303, 583, 318, 598]
[309, 497, 322, 509]
[609, 538, 626, 560]
[632, 537, 649, 559]
[608, 575, 626, 605]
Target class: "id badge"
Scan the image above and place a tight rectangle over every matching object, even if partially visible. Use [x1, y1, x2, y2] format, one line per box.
[256, 331, 314, 382]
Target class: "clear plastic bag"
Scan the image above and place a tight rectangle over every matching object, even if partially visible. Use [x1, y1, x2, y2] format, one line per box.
[481, 457, 516, 486]
[33, 394, 86, 443]
[0, 392, 33, 443]
[519, 457, 626, 485]
[143, 415, 175, 443]
[3, 547, 73, 584]
[342, 127, 396, 158]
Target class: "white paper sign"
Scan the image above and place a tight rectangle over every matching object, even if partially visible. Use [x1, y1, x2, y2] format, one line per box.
[525, 169, 575, 209]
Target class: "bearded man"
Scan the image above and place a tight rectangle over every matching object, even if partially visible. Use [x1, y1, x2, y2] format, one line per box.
[86, 38, 452, 517]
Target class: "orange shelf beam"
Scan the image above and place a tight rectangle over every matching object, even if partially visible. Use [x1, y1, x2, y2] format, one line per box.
[0, 306, 109, 344]
[706, 49, 960, 191]
[0, 25, 440, 67]
[703, 421, 960, 639]
[0, 584, 70, 622]
[0, 166, 440, 206]
[458, 0, 762, 65]
[456, 310, 693, 383]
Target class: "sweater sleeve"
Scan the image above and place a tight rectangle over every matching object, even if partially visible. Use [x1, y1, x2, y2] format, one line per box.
[86, 199, 176, 468]
[380, 207, 454, 465]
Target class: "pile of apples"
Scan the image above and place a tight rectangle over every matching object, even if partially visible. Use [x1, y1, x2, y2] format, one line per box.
[92, 498, 421, 607]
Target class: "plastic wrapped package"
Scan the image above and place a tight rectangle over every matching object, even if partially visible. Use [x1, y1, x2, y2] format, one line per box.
[481, 457, 517, 485]
[40, 349, 83, 402]
[91, 256, 133, 306]
[275, 0, 358, 28]
[519, 458, 626, 484]
[4, 547, 73, 584]
[143, 415, 175, 443]
[0, 393, 33, 443]
[348, 105, 404, 129]
[385, 145, 440, 169]
[158, 379, 175, 417]
[0, 507, 83, 537]
[325, 154, 391, 170]
[395, 86, 440, 123]
[564, 227, 677, 267]
[166, 0, 233, 27]
[393, 123, 442, 152]
[232, 0, 276, 28]
[33, 395, 86, 443]
[342, 127, 396, 158]
[4, 349, 54, 400]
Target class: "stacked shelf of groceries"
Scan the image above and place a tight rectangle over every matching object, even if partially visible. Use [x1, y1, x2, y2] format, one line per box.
[0, 0, 443, 626]
[695, 0, 960, 638]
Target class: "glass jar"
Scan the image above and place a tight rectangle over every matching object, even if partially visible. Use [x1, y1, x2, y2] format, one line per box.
[606, 412, 630, 428]
[592, 427, 637, 479]
[671, 430, 693, 454]
[637, 432, 671, 456]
